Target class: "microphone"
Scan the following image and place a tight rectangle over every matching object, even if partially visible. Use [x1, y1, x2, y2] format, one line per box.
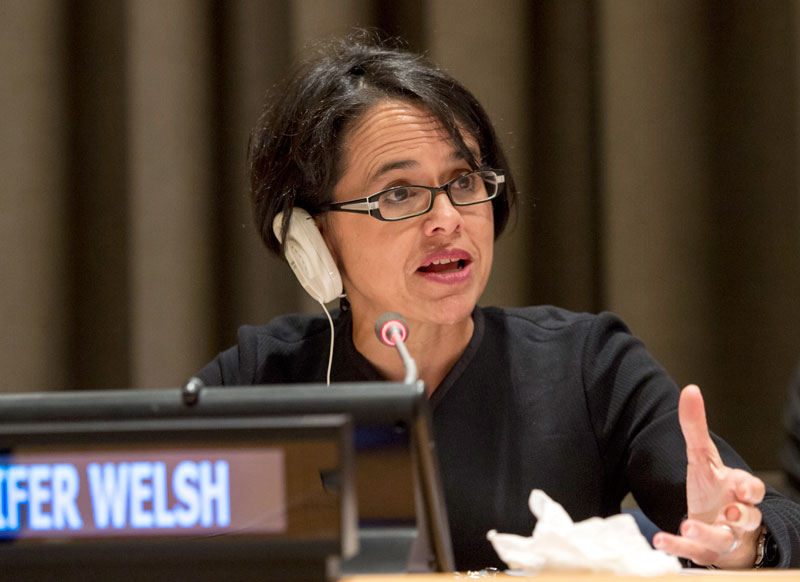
[375, 312, 418, 385]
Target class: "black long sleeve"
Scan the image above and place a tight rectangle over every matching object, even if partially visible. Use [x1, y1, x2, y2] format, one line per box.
[196, 306, 800, 569]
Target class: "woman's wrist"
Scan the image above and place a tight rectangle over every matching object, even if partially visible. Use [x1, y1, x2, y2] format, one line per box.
[754, 525, 780, 568]
[754, 525, 768, 567]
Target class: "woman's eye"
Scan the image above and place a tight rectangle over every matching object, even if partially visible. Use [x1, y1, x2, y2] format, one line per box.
[384, 188, 411, 203]
[454, 173, 476, 191]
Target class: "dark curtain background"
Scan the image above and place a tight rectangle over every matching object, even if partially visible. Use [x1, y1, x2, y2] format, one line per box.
[1, 0, 799, 472]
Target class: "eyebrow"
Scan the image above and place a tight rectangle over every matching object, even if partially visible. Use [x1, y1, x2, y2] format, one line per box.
[369, 148, 480, 184]
[371, 159, 418, 182]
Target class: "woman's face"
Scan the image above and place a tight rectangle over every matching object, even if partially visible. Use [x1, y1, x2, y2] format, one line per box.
[322, 99, 495, 332]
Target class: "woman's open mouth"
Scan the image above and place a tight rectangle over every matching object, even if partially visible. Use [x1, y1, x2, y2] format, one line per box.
[416, 252, 473, 285]
[417, 257, 467, 274]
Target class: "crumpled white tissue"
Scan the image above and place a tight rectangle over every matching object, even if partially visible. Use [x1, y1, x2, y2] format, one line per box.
[487, 489, 681, 576]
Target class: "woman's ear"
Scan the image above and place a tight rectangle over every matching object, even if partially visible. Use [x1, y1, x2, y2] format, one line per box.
[314, 213, 340, 265]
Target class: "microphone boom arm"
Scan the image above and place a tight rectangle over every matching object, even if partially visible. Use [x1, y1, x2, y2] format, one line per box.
[390, 330, 418, 385]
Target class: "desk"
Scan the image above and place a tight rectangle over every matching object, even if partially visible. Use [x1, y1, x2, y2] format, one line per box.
[342, 572, 800, 581]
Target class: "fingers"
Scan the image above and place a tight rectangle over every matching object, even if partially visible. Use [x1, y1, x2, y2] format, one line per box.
[653, 532, 716, 566]
[723, 470, 765, 532]
[672, 384, 766, 568]
[681, 520, 738, 554]
[723, 501, 763, 532]
[730, 468, 766, 505]
[654, 520, 755, 568]
[678, 385, 717, 460]
[653, 521, 734, 566]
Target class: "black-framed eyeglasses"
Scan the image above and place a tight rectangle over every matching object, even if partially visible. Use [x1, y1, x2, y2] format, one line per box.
[322, 169, 505, 221]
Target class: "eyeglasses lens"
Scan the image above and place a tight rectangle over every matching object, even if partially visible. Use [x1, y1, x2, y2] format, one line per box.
[378, 171, 498, 220]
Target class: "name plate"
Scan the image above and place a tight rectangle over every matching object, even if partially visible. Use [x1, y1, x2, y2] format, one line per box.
[0, 413, 354, 554]
[0, 446, 285, 539]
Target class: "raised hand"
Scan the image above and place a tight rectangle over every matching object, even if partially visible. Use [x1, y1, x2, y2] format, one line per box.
[652, 385, 764, 568]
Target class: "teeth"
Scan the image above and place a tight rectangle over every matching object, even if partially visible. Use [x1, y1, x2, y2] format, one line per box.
[429, 258, 457, 266]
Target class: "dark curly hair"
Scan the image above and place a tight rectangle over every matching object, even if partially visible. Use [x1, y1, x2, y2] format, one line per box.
[249, 34, 518, 255]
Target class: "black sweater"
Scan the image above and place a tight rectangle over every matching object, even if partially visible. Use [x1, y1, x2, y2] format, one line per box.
[197, 305, 800, 570]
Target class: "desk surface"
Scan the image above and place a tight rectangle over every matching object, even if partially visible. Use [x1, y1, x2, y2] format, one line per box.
[342, 571, 800, 581]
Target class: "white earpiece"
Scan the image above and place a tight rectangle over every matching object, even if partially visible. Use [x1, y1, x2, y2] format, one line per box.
[273, 208, 343, 304]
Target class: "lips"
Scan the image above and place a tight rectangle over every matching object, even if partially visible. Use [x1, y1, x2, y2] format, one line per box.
[418, 257, 466, 274]
[416, 249, 473, 283]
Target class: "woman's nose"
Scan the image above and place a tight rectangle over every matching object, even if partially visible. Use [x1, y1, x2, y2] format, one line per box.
[423, 190, 462, 236]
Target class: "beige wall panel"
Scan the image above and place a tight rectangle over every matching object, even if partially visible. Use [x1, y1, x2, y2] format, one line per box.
[67, 1, 130, 390]
[425, 0, 532, 308]
[527, 3, 599, 312]
[0, 1, 68, 391]
[599, 1, 714, 389]
[600, 1, 800, 468]
[705, 3, 800, 466]
[291, 0, 372, 53]
[127, 1, 214, 387]
[223, 1, 300, 334]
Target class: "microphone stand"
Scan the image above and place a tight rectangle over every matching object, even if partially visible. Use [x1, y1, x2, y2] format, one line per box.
[390, 330, 418, 385]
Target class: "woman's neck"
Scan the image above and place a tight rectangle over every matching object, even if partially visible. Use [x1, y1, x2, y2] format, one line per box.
[351, 311, 475, 396]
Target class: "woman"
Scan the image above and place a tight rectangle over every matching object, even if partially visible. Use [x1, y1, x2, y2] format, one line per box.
[197, 36, 795, 570]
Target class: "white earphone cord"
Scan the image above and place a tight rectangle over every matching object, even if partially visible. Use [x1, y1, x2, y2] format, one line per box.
[319, 300, 335, 386]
